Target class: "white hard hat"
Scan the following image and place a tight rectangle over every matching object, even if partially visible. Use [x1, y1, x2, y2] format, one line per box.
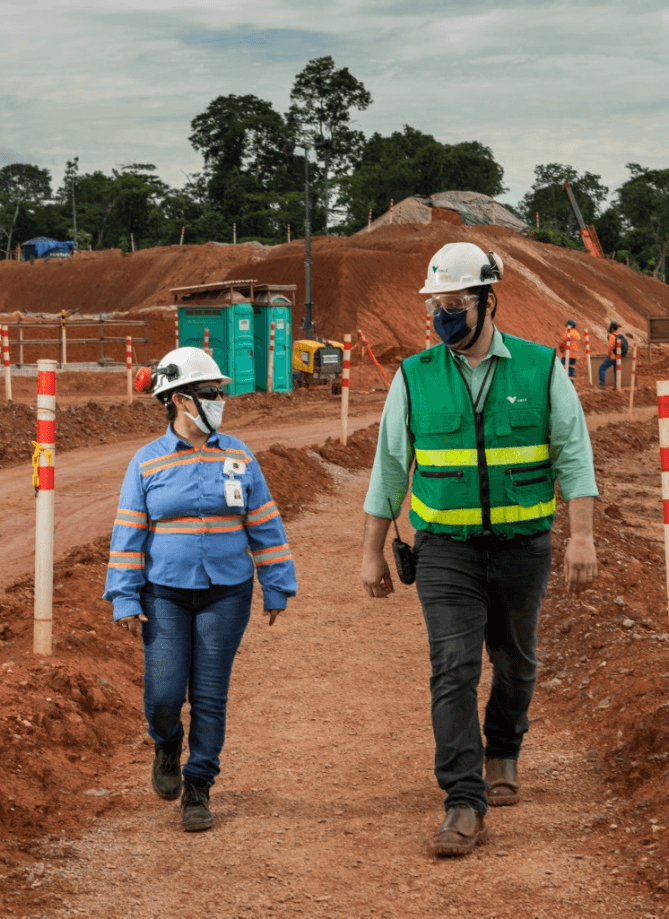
[419, 242, 504, 295]
[152, 347, 231, 399]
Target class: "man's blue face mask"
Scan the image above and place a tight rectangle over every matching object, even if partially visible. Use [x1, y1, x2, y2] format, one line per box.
[433, 306, 476, 346]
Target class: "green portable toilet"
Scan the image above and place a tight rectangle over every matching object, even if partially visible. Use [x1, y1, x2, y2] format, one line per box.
[171, 281, 256, 397]
[252, 286, 295, 393]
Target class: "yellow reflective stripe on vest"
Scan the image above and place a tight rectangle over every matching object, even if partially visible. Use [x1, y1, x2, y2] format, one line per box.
[414, 444, 550, 468]
[411, 493, 556, 527]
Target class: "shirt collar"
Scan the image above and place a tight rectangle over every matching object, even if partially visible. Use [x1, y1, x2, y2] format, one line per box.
[164, 423, 226, 451]
[451, 326, 511, 365]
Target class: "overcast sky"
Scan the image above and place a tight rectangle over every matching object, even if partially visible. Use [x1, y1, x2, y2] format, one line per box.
[2, 0, 668, 209]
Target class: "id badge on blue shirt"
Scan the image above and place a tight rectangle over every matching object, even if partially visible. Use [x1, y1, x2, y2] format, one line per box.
[224, 478, 244, 507]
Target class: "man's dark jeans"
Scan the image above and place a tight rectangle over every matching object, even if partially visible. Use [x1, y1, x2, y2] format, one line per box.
[414, 530, 552, 814]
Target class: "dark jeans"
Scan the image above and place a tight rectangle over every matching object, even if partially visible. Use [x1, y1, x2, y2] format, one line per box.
[561, 355, 577, 379]
[140, 579, 253, 784]
[599, 357, 616, 386]
[414, 531, 552, 814]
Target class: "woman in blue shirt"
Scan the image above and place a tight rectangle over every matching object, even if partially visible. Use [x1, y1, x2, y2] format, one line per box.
[104, 347, 297, 832]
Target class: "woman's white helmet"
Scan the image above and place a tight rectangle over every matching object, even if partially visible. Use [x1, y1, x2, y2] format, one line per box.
[419, 242, 504, 295]
[152, 347, 231, 400]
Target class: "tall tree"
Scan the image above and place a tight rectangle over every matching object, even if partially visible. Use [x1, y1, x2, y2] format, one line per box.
[340, 127, 507, 232]
[287, 56, 372, 229]
[518, 163, 608, 242]
[616, 164, 669, 282]
[0, 163, 52, 257]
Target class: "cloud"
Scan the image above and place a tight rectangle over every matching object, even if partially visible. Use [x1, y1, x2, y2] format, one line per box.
[179, 25, 342, 61]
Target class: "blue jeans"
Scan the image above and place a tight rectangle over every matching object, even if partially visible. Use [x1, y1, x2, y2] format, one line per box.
[599, 358, 616, 386]
[140, 579, 253, 784]
[414, 531, 552, 814]
[561, 356, 577, 379]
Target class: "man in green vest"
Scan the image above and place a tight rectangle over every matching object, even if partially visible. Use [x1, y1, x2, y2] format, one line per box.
[361, 241, 598, 857]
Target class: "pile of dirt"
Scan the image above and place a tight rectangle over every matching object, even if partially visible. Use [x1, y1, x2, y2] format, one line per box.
[2, 221, 669, 364]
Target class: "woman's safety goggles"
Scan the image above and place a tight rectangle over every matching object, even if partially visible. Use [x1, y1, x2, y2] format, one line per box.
[189, 386, 226, 401]
[424, 293, 479, 317]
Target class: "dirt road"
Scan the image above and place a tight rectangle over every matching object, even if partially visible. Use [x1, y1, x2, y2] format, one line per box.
[14, 475, 661, 918]
[0, 412, 381, 590]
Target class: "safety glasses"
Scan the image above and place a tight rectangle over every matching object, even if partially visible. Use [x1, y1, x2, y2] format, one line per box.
[424, 293, 478, 317]
[189, 386, 226, 401]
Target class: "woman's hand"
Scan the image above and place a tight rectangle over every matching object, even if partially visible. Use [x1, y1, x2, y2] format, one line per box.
[264, 609, 283, 626]
[117, 613, 148, 636]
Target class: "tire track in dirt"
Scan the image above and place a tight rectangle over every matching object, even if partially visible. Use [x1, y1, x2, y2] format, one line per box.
[22, 476, 659, 918]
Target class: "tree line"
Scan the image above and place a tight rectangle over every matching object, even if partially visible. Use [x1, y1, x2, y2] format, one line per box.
[0, 55, 667, 282]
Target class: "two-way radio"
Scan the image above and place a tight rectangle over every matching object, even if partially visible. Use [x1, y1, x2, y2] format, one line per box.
[387, 499, 416, 585]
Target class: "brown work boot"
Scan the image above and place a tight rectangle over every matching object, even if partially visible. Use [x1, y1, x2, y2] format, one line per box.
[433, 806, 488, 857]
[485, 757, 520, 806]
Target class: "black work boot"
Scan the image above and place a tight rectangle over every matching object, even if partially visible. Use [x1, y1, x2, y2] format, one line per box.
[151, 738, 183, 801]
[181, 777, 214, 832]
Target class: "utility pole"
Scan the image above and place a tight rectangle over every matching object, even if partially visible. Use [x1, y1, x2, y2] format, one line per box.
[66, 157, 79, 249]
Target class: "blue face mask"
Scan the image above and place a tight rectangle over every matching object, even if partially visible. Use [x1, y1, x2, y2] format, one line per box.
[433, 308, 474, 346]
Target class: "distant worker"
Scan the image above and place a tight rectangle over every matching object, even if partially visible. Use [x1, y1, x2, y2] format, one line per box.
[361, 242, 598, 858]
[558, 319, 580, 382]
[104, 347, 297, 833]
[598, 321, 623, 388]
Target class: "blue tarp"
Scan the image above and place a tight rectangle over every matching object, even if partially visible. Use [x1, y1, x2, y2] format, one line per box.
[22, 238, 76, 259]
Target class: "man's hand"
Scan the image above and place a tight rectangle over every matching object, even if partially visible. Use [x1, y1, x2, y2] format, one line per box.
[117, 613, 148, 636]
[361, 552, 395, 598]
[564, 534, 597, 592]
[361, 513, 395, 598]
[264, 609, 283, 626]
[565, 497, 598, 592]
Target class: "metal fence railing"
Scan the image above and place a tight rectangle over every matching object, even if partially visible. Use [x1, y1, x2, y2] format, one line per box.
[0, 316, 149, 367]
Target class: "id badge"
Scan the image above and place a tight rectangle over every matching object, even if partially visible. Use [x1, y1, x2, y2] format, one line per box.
[223, 458, 245, 476]
[224, 478, 245, 507]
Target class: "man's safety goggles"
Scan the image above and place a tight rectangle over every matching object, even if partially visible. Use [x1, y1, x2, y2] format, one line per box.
[424, 293, 479, 317]
[189, 386, 226, 401]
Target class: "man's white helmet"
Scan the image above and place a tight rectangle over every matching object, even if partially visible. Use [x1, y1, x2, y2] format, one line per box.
[152, 347, 231, 399]
[419, 242, 504, 295]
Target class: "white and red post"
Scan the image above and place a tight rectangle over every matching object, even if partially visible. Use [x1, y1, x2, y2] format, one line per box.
[179, 226, 185, 246]
[2, 325, 11, 401]
[203, 328, 210, 354]
[615, 337, 622, 392]
[126, 336, 133, 405]
[267, 320, 276, 394]
[389, 199, 394, 223]
[174, 313, 179, 348]
[34, 359, 57, 655]
[287, 224, 291, 243]
[584, 328, 593, 386]
[425, 315, 431, 351]
[564, 332, 571, 381]
[368, 209, 372, 232]
[658, 381, 669, 619]
[233, 223, 237, 245]
[340, 333, 351, 446]
[130, 232, 135, 252]
[61, 310, 67, 367]
[628, 341, 638, 417]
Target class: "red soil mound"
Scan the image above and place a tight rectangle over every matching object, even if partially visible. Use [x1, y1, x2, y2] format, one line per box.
[2, 224, 669, 364]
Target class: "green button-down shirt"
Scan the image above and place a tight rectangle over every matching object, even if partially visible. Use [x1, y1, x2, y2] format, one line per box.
[364, 328, 598, 519]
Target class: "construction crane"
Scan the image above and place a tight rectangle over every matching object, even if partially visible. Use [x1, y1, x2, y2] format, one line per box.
[561, 182, 605, 258]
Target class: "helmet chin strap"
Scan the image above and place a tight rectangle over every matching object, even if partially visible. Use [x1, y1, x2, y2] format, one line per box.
[187, 383, 216, 433]
[458, 286, 493, 352]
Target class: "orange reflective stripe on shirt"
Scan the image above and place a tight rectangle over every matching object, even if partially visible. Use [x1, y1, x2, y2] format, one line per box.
[108, 550, 145, 569]
[150, 515, 245, 534]
[114, 508, 148, 529]
[251, 543, 293, 566]
[245, 500, 279, 526]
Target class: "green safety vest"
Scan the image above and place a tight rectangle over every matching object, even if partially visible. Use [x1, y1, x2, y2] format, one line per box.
[402, 334, 556, 540]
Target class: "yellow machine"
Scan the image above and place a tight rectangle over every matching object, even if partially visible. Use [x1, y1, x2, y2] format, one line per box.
[292, 338, 344, 391]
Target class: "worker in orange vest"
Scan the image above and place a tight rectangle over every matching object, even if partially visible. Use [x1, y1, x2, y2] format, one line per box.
[598, 321, 621, 387]
[559, 319, 580, 382]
